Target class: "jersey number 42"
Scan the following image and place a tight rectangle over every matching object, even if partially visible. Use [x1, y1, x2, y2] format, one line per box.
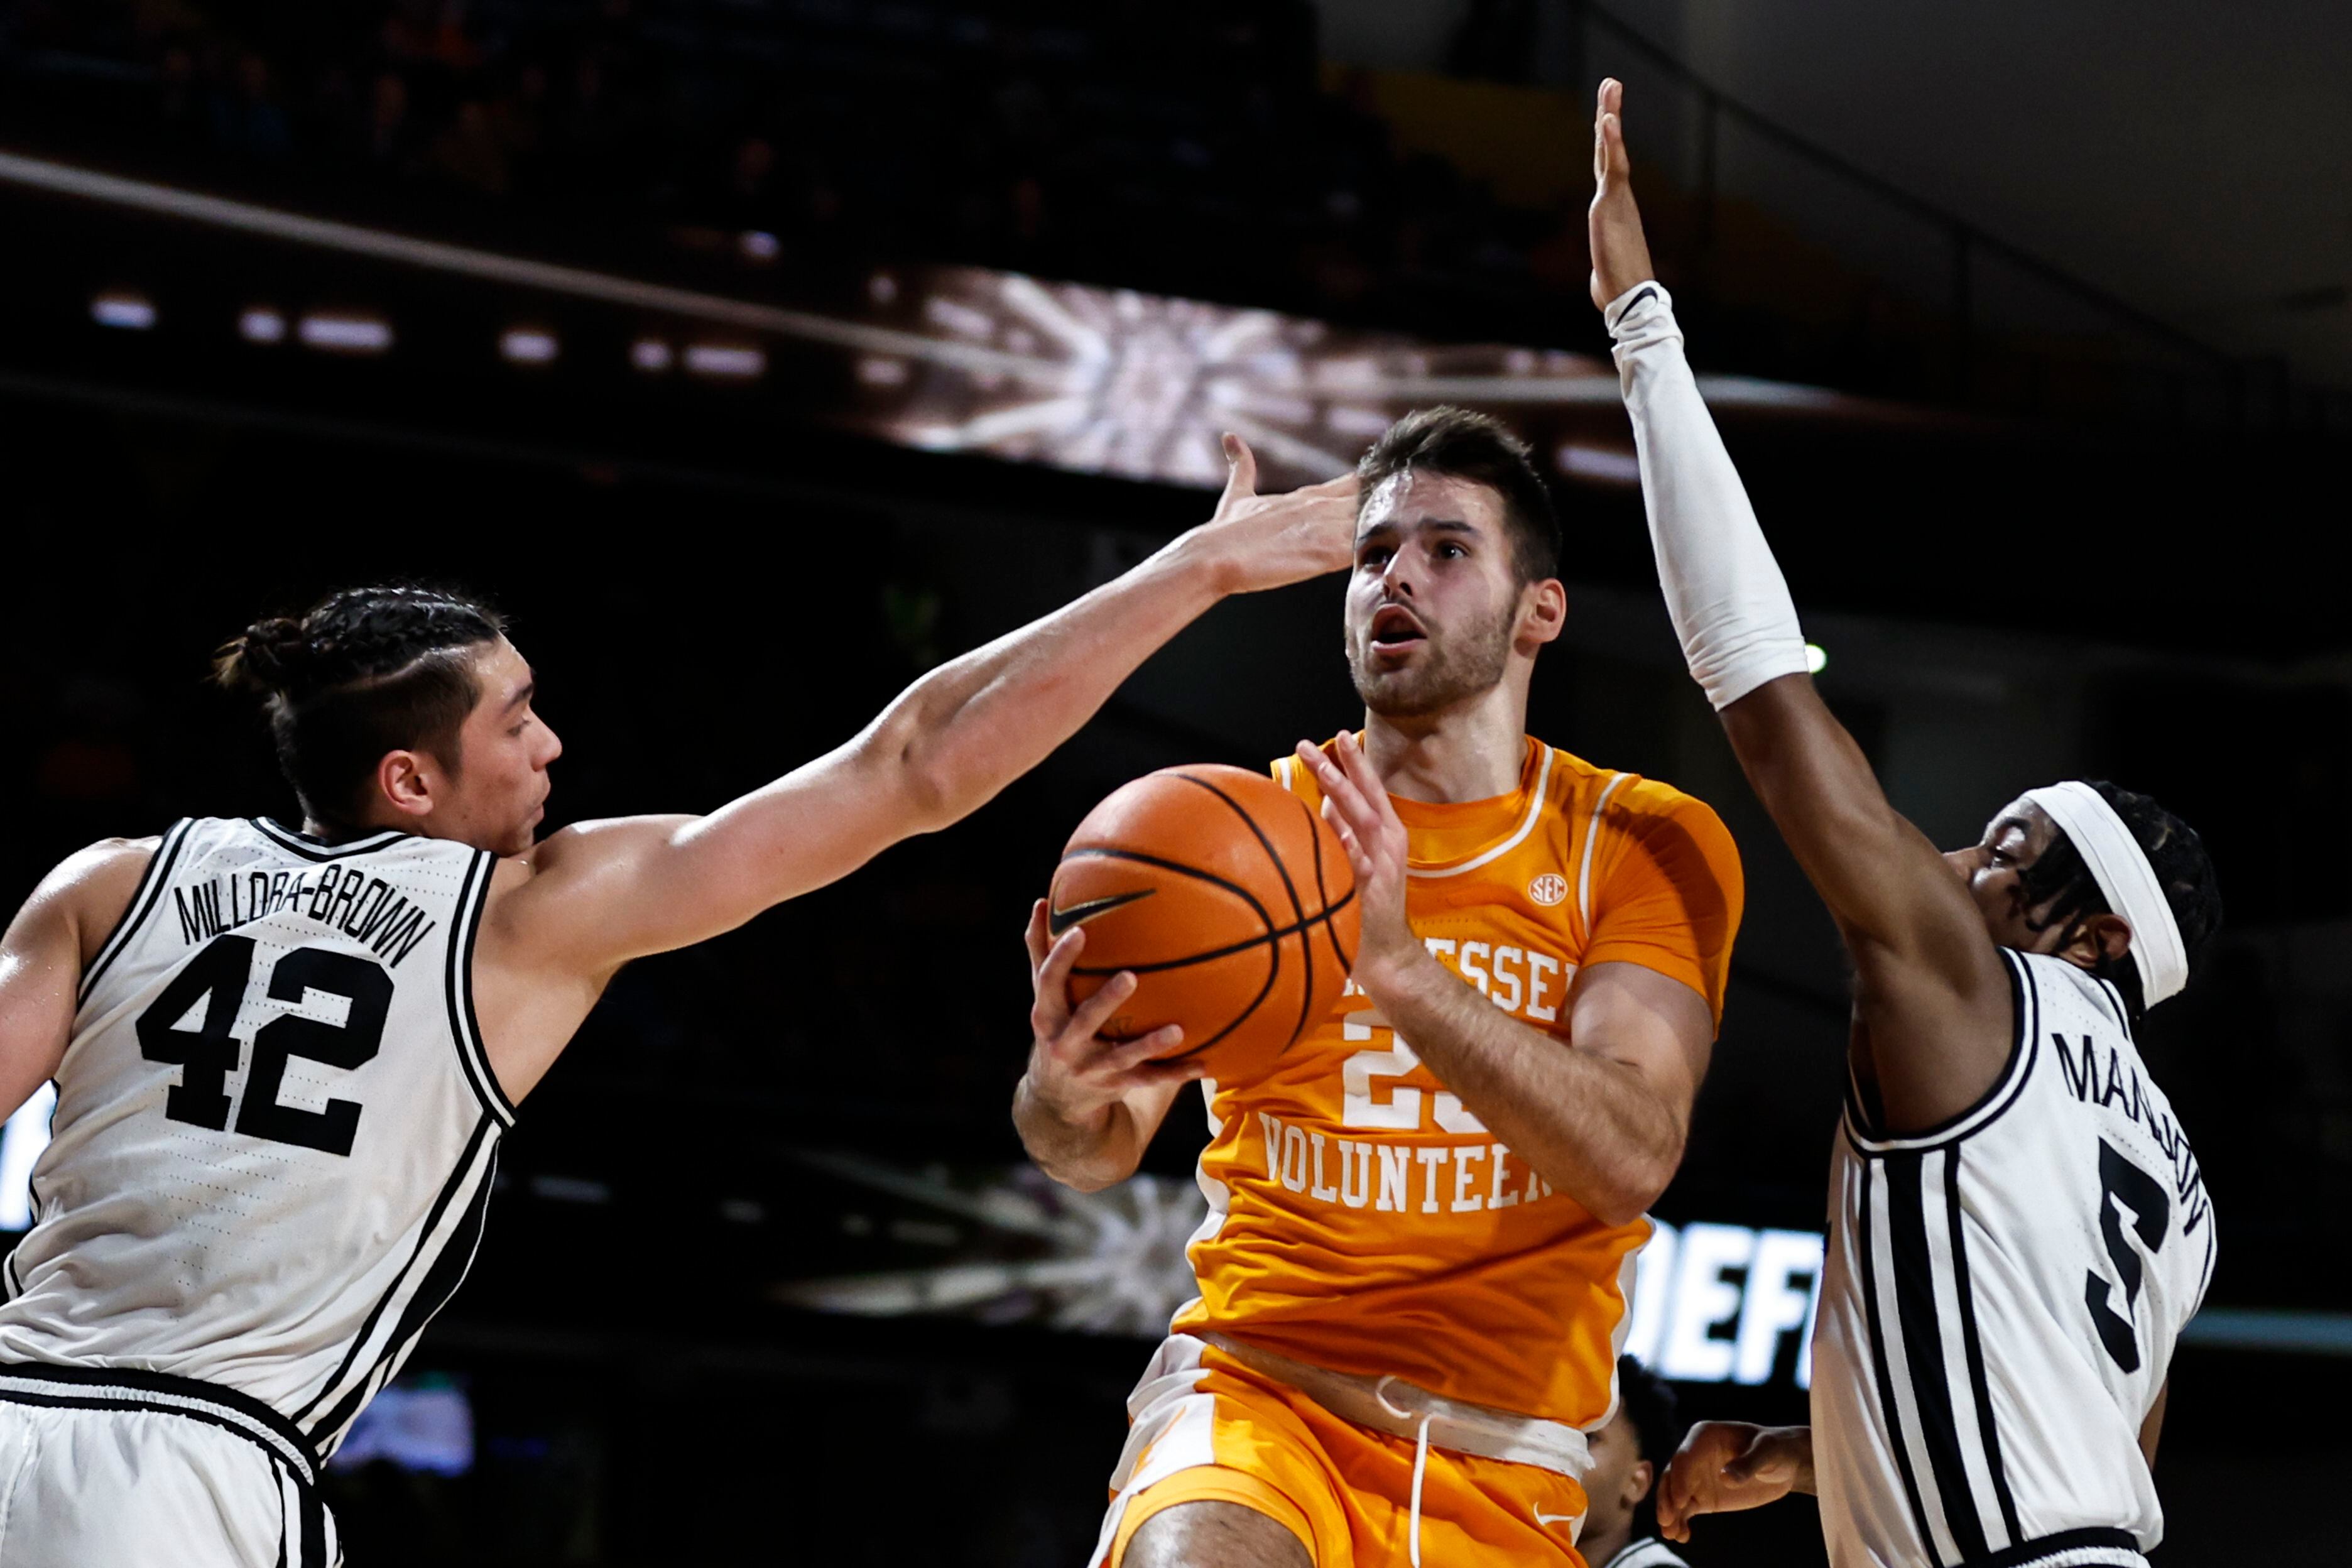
[135, 934, 391, 1157]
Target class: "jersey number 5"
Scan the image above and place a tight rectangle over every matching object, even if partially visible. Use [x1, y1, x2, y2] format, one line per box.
[2086, 1137, 2169, 1374]
[134, 934, 392, 1157]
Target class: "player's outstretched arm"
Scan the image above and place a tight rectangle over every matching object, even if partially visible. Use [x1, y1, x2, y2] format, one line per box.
[1589, 79, 2011, 1128]
[495, 440, 1354, 990]
[1655, 1421, 1814, 1544]
[0, 840, 156, 1121]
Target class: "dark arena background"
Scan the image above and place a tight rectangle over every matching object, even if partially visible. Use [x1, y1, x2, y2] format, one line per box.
[2, 3, 2348, 1564]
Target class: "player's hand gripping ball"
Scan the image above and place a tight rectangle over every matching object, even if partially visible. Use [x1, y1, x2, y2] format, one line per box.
[1050, 765, 1360, 1084]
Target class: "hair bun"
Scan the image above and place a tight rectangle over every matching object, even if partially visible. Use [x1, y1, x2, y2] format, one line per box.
[213, 614, 312, 696]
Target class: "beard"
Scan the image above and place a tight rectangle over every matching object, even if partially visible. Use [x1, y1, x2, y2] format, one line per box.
[1348, 602, 1514, 717]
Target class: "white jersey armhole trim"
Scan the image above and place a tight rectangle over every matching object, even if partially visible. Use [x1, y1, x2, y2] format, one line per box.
[444, 850, 516, 1127]
[76, 817, 195, 1006]
[1575, 770, 1631, 939]
[1843, 949, 2041, 1156]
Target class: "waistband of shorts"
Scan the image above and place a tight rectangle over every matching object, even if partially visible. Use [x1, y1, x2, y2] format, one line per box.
[0, 1358, 319, 1486]
[1196, 1331, 1592, 1479]
[1961, 1527, 2147, 1568]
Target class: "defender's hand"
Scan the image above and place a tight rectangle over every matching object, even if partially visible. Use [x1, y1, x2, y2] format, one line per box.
[1588, 77, 1658, 312]
[1184, 434, 1359, 596]
[1293, 733, 1421, 999]
[1019, 901, 1202, 1128]
[1656, 1421, 1814, 1542]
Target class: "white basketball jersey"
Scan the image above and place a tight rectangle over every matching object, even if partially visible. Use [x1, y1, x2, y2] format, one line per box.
[1813, 949, 2214, 1568]
[0, 817, 513, 1464]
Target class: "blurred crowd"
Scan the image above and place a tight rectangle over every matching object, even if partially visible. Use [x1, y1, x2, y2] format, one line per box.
[0, 0, 1588, 337]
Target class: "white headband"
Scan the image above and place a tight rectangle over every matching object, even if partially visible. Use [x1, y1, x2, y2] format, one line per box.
[2020, 781, 2189, 1006]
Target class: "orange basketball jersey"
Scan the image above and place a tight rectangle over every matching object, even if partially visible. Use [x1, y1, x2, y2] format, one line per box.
[1170, 734, 1743, 1427]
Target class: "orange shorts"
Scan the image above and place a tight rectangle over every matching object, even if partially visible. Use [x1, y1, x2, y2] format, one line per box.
[1094, 1336, 1589, 1568]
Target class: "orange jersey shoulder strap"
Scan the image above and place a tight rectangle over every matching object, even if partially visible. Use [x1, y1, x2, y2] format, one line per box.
[1268, 736, 1344, 815]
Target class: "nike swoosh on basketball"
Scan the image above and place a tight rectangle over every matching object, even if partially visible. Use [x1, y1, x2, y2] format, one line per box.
[1047, 888, 1155, 934]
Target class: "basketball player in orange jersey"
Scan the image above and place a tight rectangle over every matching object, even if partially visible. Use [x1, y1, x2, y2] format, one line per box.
[0, 442, 1352, 1566]
[1018, 410, 1746, 1568]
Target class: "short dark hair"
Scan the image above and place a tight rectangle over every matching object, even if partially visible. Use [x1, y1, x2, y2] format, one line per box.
[2019, 780, 2223, 1020]
[1356, 406, 1562, 585]
[214, 585, 505, 833]
[1616, 1355, 1682, 1537]
[1615, 1355, 1682, 1476]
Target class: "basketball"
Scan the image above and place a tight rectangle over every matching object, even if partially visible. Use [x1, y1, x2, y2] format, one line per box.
[1050, 764, 1360, 1082]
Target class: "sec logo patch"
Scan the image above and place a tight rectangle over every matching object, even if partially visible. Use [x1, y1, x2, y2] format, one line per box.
[1528, 873, 1569, 907]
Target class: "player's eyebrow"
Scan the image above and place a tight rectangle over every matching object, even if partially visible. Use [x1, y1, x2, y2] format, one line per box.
[503, 679, 536, 712]
[1354, 516, 1480, 545]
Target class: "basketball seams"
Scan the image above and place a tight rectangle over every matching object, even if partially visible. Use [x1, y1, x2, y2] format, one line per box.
[1057, 847, 1278, 936]
[1053, 766, 1359, 1070]
[1290, 797, 1336, 1050]
[1297, 795, 1355, 984]
[1055, 846, 1280, 1059]
[1173, 772, 1315, 1052]
[1067, 891, 1358, 976]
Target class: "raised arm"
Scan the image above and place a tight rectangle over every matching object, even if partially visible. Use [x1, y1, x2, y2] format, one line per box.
[479, 440, 1355, 1092]
[0, 840, 156, 1121]
[1588, 80, 2010, 1128]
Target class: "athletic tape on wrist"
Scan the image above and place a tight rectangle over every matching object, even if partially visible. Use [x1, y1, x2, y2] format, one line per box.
[2020, 781, 2189, 1006]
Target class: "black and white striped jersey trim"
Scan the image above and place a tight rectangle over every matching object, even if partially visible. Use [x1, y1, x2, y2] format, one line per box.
[1863, 1148, 2013, 1562]
[0, 1358, 320, 1486]
[270, 1457, 339, 1568]
[1844, 949, 2041, 1155]
[286, 1114, 501, 1457]
[1851, 1145, 2153, 1568]
[248, 819, 411, 863]
[77, 817, 195, 1004]
[445, 849, 516, 1127]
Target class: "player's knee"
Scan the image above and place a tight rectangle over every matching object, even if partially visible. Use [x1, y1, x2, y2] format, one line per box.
[1125, 1500, 1313, 1568]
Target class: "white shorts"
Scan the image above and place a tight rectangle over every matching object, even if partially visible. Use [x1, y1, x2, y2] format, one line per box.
[0, 1361, 340, 1568]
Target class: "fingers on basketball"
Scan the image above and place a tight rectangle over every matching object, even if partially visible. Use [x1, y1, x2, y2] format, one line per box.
[1107, 1025, 1188, 1072]
[1031, 925, 1088, 1029]
[1130, 1054, 1211, 1089]
[1025, 898, 1052, 971]
[1067, 968, 1138, 1042]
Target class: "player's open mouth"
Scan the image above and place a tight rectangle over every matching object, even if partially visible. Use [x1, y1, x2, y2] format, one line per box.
[1369, 606, 1427, 650]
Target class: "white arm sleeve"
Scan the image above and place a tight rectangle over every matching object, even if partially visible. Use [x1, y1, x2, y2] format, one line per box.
[1607, 281, 1812, 711]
